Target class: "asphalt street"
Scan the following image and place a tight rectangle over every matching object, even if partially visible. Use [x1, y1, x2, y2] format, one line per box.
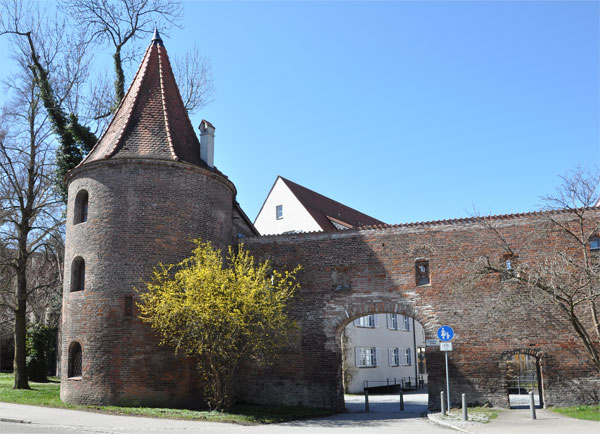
[1, 392, 598, 434]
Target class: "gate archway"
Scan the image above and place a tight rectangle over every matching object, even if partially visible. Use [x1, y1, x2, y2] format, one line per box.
[501, 349, 544, 408]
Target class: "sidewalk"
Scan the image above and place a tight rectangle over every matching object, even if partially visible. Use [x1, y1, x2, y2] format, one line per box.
[428, 408, 599, 434]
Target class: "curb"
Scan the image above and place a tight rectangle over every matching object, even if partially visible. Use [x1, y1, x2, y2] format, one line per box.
[426, 413, 474, 434]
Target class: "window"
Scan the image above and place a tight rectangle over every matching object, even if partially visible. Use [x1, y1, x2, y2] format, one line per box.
[403, 348, 412, 366]
[68, 342, 82, 378]
[389, 347, 400, 366]
[502, 253, 517, 280]
[590, 237, 600, 251]
[356, 347, 379, 367]
[354, 314, 377, 328]
[388, 314, 410, 330]
[71, 257, 85, 292]
[387, 313, 398, 330]
[124, 295, 133, 317]
[276, 205, 283, 220]
[74, 190, 88, 224]
[415, 260, 430, 286]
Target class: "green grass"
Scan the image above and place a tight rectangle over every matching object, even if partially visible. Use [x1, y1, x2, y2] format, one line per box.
[552, 405, 600, 421]
[0, 373, 333, 424]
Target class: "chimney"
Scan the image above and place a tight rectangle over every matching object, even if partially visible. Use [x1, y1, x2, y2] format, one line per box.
[199, 120, 215, 168]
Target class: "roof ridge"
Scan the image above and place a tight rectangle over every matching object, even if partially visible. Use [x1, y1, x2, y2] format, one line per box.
[247, 206, 600, 239]
[157, 44, 179, 161]
[280, 177, 384, 224]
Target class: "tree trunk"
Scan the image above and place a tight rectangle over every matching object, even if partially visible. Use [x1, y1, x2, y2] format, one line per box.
[13, 268, 29, 389]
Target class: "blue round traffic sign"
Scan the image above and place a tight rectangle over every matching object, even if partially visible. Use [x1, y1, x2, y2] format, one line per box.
[437, 325, 454, 342]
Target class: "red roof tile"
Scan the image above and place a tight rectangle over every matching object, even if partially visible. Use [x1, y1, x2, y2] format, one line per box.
[280, 177, 385, 231]
[81, 35, 205, 167]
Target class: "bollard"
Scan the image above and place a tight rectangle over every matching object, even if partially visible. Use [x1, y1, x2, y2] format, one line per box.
[462, 393, 468, 421]
[399, 390, 404, 411]
[441, 391, 446, 416]
[364, 388, 370, 412]
[529, 391, 536, 420]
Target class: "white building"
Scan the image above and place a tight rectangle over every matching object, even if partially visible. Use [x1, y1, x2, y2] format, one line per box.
[254, 176, 384, 235]
[255, 177, 426, 393]
[344, 313, 426, 393]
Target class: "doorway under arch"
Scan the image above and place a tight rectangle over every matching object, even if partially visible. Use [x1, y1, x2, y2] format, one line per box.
[339, 311, 430, 414]
[504, 350, 544, 408]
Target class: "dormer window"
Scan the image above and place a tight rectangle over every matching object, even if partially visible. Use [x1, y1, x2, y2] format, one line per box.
[276, 205, 283, 220]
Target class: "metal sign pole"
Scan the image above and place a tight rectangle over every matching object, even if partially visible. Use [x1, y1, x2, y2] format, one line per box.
[445, 351, 450, 411]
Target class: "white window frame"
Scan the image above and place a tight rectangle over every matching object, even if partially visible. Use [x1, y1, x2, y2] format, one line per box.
[403, 347, 412, 366]
[402, 315, 411, 331]
[354, 314, 377, 328]
[276, 204, 283, 220]
[388, 347, 400, 366]
[387, 313, 398, 330]
[356, 347, 379, 368]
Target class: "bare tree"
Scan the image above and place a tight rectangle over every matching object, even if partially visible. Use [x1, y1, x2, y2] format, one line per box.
[2, 0, 214, 199]
[470, 166, 600, 372]
[61, 0, 184, 109]
[0, 57, 63, 388]
[173, 45, 215, 113]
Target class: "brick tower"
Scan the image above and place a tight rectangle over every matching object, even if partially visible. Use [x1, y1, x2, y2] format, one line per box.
[60, 30, 251, 406]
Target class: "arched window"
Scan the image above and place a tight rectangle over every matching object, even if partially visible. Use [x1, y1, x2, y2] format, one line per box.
[71, 257, 85, 292]
[68, 342, 82, 378]
[74, 190, 88, 224]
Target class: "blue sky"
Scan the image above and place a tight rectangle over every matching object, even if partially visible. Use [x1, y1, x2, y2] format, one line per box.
[3, 1, 600, 225]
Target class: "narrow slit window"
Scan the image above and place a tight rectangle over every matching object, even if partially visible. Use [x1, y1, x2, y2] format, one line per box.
[415, 260, 430, 286]
[68, 342, 82, 378]
[124, 295, 133, 317]
[74, 190, 89, 224]
[71, 257, 85, 292]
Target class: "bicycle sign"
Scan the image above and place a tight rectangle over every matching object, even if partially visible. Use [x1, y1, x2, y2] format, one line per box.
[437, 325, 454, 342]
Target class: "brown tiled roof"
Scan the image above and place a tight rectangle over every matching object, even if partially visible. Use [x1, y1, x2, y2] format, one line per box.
[280, 177, 385, 231]
[81, 32, 205, 167]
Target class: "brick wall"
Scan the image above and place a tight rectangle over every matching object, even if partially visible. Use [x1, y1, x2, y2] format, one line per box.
[60, 158, 234, 407]
[240, 212, 600, 410]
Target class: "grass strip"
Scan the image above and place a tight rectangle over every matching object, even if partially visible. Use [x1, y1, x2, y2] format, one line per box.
[552, 405, 600, 421]
[0, 373, 332, 424]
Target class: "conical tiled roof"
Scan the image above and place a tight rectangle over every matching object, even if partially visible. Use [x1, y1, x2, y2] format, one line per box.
[82, 31, 205, 167]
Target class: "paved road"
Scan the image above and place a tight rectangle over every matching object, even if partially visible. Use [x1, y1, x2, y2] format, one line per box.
[1, 393, 598, 434]
[0, 393, 446, 434]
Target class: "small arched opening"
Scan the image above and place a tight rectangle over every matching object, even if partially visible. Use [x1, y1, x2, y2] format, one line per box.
[68, 341, 82, 378]
[71, 257, 85, 292]
[74, 190, 89, 224]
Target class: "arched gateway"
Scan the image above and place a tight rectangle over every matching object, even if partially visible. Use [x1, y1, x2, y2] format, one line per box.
[60, 32, 599, 410]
